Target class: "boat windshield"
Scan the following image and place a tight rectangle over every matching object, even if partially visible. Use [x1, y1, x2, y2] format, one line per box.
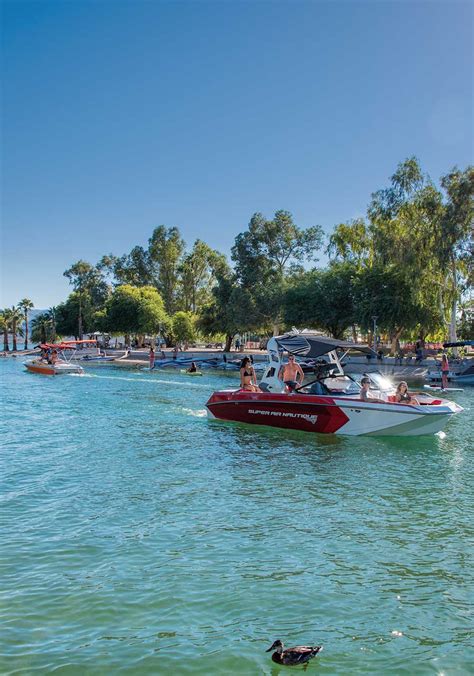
[347, 372, 393, 392]
[323, 375, 360, 394]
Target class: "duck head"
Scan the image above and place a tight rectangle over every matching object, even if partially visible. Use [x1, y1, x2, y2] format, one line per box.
[266, 639, 283, 653]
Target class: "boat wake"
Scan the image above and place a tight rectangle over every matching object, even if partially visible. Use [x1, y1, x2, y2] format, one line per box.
[180, 407, 208, 417]
[76, 372, 210, 389]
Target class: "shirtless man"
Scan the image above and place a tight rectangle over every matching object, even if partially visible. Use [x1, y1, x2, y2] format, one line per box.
[279, 355, 304, 392]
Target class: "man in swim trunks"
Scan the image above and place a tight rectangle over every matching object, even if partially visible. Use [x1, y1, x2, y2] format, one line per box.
[279, 355, 304, 392]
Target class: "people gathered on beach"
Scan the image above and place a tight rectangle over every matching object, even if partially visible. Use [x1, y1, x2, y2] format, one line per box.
[240, 356, 260, 392]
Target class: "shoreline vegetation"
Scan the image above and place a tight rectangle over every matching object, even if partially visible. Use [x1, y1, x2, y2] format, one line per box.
[2, 158, 473, 354]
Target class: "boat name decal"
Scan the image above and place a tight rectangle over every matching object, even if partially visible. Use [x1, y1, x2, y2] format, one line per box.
[248, 409, 318, 424]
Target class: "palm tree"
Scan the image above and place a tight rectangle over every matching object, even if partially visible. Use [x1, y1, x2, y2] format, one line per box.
[31, 313, 53, 345]
[18, 298, 34, 350]
[9, 306, 24, 351]
[48, 307, 57, 343]
[1, 308, 12, 351]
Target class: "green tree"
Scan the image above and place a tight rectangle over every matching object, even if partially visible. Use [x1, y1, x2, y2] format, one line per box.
[64, 261, 94, 339]
[30, 313, 55, 344]
[172, 311, 196, 345]
[458, 300, 473, 341]
[0, 308, 12, 351]
[105, 285, 167, 345]
[196, 259, 241, 351]
[48, 307, 57, 343]
[367, 158, 449, 345]
[354, 264, 443, 353]
[9, 306, 23, 351]
[328, 219, 372, 267]
[148, 226, 185, 313]
[438, 166, 474, 343]
[106, 247, 155, 287]
[64, 261, 110, 339]
[56, 293, 93, 338]
[179, 240, 224, 313]
[231, 211, 323, 333]
[283, 263, 358, 339]
[18, 298, 34, 350]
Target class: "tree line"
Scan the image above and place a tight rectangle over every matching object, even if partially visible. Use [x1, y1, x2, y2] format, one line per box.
[2, 158, 473, 353]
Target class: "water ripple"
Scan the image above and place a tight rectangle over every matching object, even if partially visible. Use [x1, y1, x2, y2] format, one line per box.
[1, 361, 473, 674]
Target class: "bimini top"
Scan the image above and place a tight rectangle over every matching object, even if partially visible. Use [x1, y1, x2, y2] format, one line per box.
[443, 341, 474, 348]
[37, 339, 98, 350]
[274, 332, 374, 359]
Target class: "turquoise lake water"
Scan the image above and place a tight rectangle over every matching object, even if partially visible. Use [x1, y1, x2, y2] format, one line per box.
[1, 359, 473, 675]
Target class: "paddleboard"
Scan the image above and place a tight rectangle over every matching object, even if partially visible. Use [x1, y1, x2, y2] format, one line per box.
[180, 369, 203, 376]
[423, 385, 464, 392]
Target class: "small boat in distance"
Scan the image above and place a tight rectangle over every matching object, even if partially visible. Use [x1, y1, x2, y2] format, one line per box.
[427, 341, 474, 386]
[206, 331, 463, 436]
[24, 340, 98, 375]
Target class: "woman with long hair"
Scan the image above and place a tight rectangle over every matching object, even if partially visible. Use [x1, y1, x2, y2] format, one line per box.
[240, 356, 260, 392]
[395, 381, 419, 405]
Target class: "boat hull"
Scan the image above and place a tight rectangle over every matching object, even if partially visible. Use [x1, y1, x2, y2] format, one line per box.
[206, 391, 461, 437]
[24, 360, 84, 376]
[428, 372, 474, 386]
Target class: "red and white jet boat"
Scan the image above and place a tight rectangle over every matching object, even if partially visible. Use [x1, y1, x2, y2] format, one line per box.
[206, 332, 463, 436]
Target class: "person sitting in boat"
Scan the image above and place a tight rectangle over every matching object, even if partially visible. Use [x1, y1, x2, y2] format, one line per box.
[50, 349, 58, 365]
[187, 362, 198, 373]
[395, 381, 420, 405]
[359, 377, 384, 402]
[240, 357, 260, 392]
[279, 355, 304, 392]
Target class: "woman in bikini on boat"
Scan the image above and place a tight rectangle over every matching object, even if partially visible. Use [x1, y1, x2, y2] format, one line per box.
[240, 356, 260, 392]
[395, 381, 420, 405]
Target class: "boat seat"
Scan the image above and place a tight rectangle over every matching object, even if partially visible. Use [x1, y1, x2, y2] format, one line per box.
[309, 382, 326, 395]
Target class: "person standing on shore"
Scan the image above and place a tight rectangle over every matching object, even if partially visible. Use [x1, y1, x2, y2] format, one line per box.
[441, 353, 449, 390]
[149, 346, 155, 370]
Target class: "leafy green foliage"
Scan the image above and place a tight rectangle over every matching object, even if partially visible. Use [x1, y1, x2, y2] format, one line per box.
[105, 285, 167, 336]
[30, 312, 55, 344]
[148, 226, 185, 313]
[284, 263, 358, 338]
[172, 311, 196, 344]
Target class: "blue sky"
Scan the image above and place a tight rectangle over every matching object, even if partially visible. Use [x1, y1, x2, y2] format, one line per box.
[1, 0, 472, 308]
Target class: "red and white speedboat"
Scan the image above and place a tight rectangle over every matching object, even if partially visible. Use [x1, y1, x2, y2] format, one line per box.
[24, 340, 98, 376]
[206, 332, 463, 436]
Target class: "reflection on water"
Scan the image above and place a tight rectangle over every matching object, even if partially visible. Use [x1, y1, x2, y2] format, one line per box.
[0, 360, 473, 674]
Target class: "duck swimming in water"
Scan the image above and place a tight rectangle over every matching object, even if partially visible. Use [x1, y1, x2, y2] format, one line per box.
[266, 639, 323, 665]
